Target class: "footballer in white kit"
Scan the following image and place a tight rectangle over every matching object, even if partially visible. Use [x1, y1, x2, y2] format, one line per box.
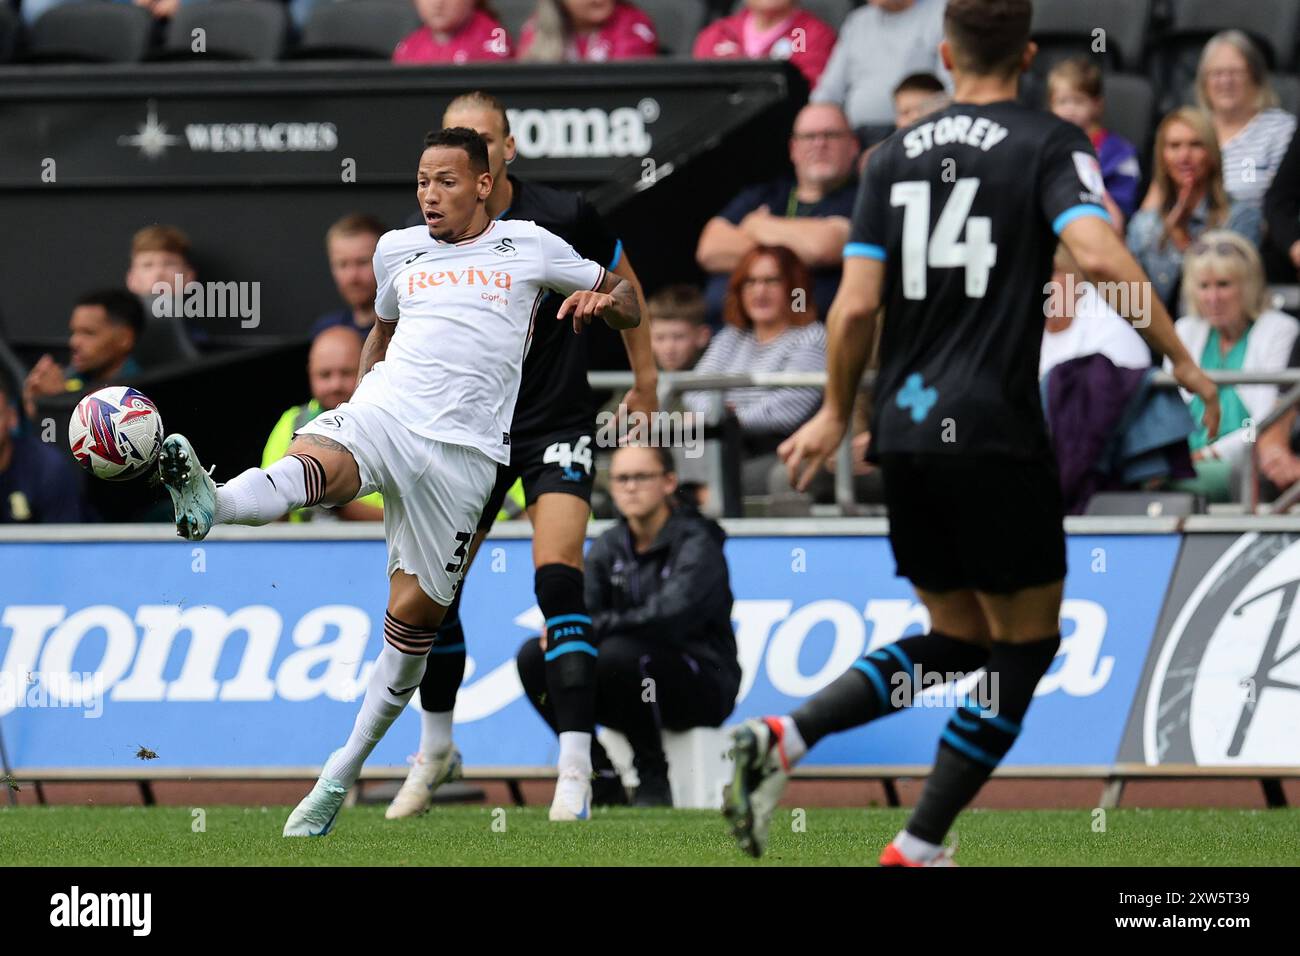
[154, 127, 642, 836]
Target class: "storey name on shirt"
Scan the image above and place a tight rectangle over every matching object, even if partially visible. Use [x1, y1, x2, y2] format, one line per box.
[902, 114, 1010, 159]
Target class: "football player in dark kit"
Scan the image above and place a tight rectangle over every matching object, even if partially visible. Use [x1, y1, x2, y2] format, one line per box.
[724, 0, 1222, 864]
[387, 91, 658, 822]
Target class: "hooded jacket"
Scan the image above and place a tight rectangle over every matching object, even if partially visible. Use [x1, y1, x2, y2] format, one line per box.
[584, 504, 741, 701]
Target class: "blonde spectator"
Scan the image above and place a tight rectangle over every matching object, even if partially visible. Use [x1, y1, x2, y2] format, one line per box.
[1127, 107, 1261, 310]
[1166, 231, 1299, 500]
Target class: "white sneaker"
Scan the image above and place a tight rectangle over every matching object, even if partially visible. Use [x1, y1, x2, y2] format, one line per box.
[385, 748, 463, 820]
[723, 718, 791, 858]
[548, 766, 592, 821]
[283, 776, 348, 837]
[158, 434, 217, 541]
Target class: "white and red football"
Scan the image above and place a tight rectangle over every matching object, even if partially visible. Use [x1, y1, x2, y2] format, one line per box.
[68, 386, 164, 481]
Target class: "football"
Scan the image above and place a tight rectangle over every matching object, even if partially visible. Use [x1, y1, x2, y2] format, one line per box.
[68, 386, 165, 481]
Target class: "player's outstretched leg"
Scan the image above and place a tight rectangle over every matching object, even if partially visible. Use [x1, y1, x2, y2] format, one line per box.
[158, 432, 350, 541]
[387, 585, 469, 820]
[285, 572, 442, 836]
[724, 622, 992, 858]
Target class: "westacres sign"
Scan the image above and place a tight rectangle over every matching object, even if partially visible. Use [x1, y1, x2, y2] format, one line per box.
[1118, 532, 1300, 767]
[0, 62, 792, 188]
[0, 533, 1173, 772]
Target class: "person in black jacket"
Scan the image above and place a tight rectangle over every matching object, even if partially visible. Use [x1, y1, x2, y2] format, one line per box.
[516, 444, 740, 808]
[1264, 126, 1300, 282]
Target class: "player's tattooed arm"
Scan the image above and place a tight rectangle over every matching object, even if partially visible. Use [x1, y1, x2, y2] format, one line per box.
[557, 273, 642, 332]
[596, 272, 642, 330]
[359, 317, 397, 380]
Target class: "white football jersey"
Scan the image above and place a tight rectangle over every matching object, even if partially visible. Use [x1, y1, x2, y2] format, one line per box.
[351, 219, 607, 464]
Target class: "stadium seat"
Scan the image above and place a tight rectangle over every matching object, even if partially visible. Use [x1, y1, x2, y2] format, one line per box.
[1100, 73, 1156, 170]
[160, 0, 289, 62]
[0, 3, 20, 64]
[640, 0, 707, 56]
[1030, 0, 1152, 72]
[294, 0, 420, 60]
[492, 0, 536, 43]
[132, 312, 201, 369]
[26, 3, 154, 64]
[1084, 491, 1200, 517]
[1170, 0, 1299, 70]
[1274, 74, 1300, 117]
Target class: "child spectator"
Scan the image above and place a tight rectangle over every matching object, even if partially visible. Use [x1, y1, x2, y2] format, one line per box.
[893, 72, 949, 129]
[393, 0, 513, 64]
[520, 0, 657, 62]
[648, 285, 711, 373]
[1048, 57, 1142, 222]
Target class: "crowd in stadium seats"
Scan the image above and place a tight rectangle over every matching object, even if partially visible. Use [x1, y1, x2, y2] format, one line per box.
[12, 0, 1300, 520]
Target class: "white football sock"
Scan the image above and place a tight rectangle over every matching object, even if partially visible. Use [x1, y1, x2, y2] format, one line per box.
[557, 731, 592, 776]
[213, 456, 315, 525]
[419, 710, 454, 758]
[895, 829, 943, 863]
[778, 716, 808, 766]
[324, 643, 426, 788]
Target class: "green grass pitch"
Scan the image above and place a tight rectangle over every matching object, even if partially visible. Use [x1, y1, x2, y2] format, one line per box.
[2, 805, 1298, 866]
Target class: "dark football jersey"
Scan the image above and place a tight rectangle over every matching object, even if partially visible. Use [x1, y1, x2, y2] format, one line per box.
[848, 101, 1110, 459]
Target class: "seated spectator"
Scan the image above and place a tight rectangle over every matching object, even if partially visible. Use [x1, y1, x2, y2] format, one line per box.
[1127, 107, 1261, 312]
[0, 375, 94, 523]
[1198, 30, 1296, 211]
[1041, 245, 1151, 381]
[520, 0, 657, 62]
[683, 245, 827, 497]
[516, 445, 740, 807]
[310, 214, 386, 340]
[696, 103, 857, 326]
[262, 327, 383, 522]
[648, 285, 710, 373]
[1166, 231, 1299, 502]
[1047, 58, 1142, 225]
[22, 290, 144, 421]
[811, 0, 949, 143]
[893, 72, 949, 130]
[692, 0, 837, 89]
[124, 223, 203, 355]
[393, 0, 513, 64]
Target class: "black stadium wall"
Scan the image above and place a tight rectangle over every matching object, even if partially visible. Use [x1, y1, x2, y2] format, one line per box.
[0, 61, 806, 366]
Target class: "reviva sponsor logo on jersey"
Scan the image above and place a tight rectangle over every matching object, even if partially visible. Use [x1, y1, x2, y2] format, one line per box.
[407, 268, 513, 294]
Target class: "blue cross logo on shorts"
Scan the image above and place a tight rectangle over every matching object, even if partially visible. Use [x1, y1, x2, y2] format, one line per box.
[896, 373, 937, 423]
[562, 466, 583, 482]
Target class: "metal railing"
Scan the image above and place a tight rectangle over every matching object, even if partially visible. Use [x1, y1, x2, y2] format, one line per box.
[588, 368, 1300, 516]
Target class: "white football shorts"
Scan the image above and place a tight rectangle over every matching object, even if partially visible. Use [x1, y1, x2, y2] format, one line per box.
[295, 400, 495, 605]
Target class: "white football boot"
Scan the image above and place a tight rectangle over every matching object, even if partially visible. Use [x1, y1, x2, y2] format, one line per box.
[283, 775, 349, 837]
[723, 718, 792, 858]
[385, 748, 464, 820]
[548, 766, 592, 822]
[158, 434, 217, 542]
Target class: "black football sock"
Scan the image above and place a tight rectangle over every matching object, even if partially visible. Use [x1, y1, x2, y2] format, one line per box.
[906, 633, 1062, 846]
[418, 584, 467, 713]
[791, 631, 990, 749]
[536, 563, 597, 734]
